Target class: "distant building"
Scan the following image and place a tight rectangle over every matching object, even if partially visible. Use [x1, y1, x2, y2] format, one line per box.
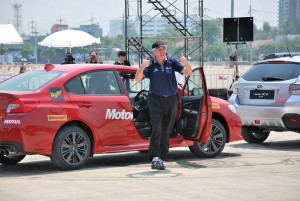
[109, 14, 200, 38]
[73, 24, 103, 38]
[135, 15, 168, 37]
[51, 24, 68, 34]
[279, 0, 300, 27]
[109, 19, 123, 37]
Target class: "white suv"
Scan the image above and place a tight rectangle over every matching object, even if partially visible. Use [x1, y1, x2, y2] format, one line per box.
[229, 56, 300, 143]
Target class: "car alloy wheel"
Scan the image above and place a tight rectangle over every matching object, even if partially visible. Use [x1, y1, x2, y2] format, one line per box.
[61, 131, 89, 165]
[189, 119, 227, 158]
[51, 126, 91, 170]
[199, 121, 224, 154]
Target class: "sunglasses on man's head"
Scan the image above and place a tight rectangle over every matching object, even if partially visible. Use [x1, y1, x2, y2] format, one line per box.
[152, 45, 167, 51]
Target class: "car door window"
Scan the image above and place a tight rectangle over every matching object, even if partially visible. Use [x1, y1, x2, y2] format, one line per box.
[65, 70, 121, 95]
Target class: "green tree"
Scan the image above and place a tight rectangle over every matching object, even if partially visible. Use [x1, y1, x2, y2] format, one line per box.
[39, 46, 57, 63]
[21, 43, 34, 59]
[203, 19, 222, 45]
[279, 21, 298, 34]
[205, 43, 226, 61]
[257, 43, 277, 58]
[263, 22, 271, 34]
[0, 44, 8, 55]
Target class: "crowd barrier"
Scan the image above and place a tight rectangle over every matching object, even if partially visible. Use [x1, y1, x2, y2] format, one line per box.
[0, 64, 251, 89]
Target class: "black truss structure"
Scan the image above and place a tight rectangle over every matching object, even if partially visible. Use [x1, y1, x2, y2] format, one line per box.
[124, 0, 203, 67]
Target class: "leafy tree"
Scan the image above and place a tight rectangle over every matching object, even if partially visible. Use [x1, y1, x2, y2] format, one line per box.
[204, 43, 226, 61]
[263, 22, 271, 34]
[279, 21, 298, 34]
[21, 43, 34, 59]
[39, 46, 57, 63]
[0, 44, 8, 55]
[256, 43, 277, 58]
[192, 19, 222, 45]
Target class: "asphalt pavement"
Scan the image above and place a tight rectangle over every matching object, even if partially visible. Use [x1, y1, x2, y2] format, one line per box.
[0, 131, 299, 201]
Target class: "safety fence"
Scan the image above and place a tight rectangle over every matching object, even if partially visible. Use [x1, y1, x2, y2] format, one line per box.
[0, 64, 251, 90]
[203, 66, 250, 89]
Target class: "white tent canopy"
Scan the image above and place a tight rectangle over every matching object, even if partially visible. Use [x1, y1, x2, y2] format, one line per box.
[0, 24, 23, 44]
[38, 29, 101, 50]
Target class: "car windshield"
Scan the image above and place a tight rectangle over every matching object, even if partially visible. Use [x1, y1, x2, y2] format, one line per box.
[241, 63, 300, 81]
[0, 70, 64, 91]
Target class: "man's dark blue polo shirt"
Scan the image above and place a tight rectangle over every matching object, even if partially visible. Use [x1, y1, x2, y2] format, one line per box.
[143, 57, 184, 96]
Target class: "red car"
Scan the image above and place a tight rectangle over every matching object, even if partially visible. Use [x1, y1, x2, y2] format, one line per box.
[0, 64, 242, 170]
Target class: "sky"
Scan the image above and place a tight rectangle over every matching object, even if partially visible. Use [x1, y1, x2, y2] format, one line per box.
[0, 0, 278, 36]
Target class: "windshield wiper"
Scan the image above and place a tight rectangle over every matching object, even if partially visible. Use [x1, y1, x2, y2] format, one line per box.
[262, 77, 283, 81]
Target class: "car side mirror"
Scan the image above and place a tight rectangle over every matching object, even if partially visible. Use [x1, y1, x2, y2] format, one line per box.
[192, 87, 203, 96]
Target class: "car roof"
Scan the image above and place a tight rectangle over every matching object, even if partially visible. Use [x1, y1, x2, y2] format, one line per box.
[262, 52, 300, 60]
[257, 55, 300, 64]
[39, 64, 139, 73]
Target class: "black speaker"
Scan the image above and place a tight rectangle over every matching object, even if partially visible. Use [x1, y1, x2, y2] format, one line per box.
[223, 18, 238, 42]
[239, 17, 253, 41]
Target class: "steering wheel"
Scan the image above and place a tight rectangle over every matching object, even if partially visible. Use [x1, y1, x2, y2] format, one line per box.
[133, 90, 150, 111]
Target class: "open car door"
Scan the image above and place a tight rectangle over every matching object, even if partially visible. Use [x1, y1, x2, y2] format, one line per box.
[177, 67, 212, 143]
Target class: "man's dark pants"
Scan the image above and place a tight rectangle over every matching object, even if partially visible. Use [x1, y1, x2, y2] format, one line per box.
[148, 94, 177, 161]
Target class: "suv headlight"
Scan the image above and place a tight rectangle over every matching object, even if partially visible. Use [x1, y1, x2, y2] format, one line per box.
[232, 82, 239, 94]
[228, 104, 237, 113]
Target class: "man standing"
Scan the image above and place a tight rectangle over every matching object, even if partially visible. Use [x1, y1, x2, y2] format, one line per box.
[19, 58, 27, 74]
[86, 51, 102, 64]
[61, 52, 75, 64]
[114, 51, 131, 66]
[135, 41, 192, 170]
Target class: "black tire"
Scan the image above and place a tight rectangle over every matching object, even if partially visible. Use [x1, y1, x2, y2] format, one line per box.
[0, 154, 26, 165]
[242, 126, 270, 143]
[139, 150, 148, 154]
[51, 126, 91, 170]
[189, 118, 227, 158]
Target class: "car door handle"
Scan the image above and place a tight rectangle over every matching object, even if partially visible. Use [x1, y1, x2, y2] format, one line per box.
[78, 102, 93, 108]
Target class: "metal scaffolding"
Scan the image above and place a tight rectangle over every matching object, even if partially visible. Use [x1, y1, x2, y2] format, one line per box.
[125, 0, 203, 67]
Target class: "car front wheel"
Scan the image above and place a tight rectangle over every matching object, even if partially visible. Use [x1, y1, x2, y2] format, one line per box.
[242, 126, 270, 143]
[189, 118, 227, 158]
[51, 126, 91, 170]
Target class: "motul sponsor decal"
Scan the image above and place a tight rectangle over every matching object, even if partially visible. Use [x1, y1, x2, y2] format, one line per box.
[48, 115, 67, 121]
[3, 119, 21, 124]
[105, 109, 133, 120]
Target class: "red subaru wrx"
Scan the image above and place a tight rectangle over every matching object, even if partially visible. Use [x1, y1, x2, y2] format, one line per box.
[0, 64, 242, 170]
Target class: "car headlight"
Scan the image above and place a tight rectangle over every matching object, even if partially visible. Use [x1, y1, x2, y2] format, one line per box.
[232, 82, 238, 94]
[228, 104, 237, 113]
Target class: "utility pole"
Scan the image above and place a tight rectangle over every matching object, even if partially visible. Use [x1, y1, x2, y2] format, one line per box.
[89, 15, 96, 25]
[34, 27, 38, 64]
[13, 4, 22, 34]
[248, 1, 255, 62]
[231, 0, 234, 18]
[58, 17, 64, 25]
[30, 20, 35, 36]
[30, 20, 38, 64]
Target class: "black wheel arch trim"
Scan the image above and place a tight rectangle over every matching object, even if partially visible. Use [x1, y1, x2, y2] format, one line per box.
[55, 120, 95, 157]
[212, 112, 229, 143]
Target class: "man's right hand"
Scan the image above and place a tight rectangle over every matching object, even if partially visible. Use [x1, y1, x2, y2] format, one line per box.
[135, 56, 150, 82]
[141, 56, 150, 68]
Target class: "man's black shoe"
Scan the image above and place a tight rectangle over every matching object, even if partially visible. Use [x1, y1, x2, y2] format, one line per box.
[151, 158, 165, 170]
